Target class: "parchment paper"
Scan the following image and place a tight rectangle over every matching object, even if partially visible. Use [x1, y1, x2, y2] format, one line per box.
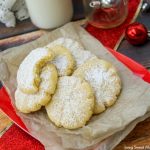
[1, 22, 150, 150]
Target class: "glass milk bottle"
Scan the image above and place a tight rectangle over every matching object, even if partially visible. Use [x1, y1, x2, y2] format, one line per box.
[25, 0, 73, 29]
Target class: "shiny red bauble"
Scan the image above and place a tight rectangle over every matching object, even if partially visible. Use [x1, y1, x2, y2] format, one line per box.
[125, 22, 148, 45]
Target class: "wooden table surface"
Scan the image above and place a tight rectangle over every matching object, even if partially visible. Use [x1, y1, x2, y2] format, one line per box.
[1, 11, 150, 149]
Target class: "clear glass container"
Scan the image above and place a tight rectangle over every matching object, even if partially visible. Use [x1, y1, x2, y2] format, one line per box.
[83, 0, 128, 29]
[25, 0, 73, 29]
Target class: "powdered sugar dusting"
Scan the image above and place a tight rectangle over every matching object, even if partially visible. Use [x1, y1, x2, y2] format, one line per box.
[74, 58, 121, 114]
[46, 76, 94, 129]
[52, 55, 68, 76]
[85, 65, 117, 103]
[17, 47, 53, 93]
[15, 64, 57, 113]
[74, 50, 95, 67]
[47, 38, 94, 68]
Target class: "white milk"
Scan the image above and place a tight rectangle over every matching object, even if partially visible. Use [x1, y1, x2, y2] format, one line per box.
[25, 0, 73, 29]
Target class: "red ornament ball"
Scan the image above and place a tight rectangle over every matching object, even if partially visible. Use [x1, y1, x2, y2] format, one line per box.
[125, 22, 148, 45]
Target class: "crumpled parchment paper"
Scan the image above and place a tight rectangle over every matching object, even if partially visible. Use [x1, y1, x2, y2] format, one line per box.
[1, 22, 150, 150]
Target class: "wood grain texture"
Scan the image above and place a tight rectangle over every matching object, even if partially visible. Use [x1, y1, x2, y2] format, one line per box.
[0, 20, 86, 52]
[0, 19, 38, 40]
[117, 40, 150, 69]
[0, 30, 46, 51]
[115, 117, 150, 150]
[0, 110, 12, 136]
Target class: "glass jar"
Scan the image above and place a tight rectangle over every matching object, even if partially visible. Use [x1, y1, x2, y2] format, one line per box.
[25, 0, 73, 29]
[83, 0, 128, 29]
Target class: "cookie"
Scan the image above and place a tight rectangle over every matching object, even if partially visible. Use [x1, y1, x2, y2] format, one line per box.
[74, 49, 96, 68]
[17, 47, 54, 94]
[73, 57, 121, 114]
[46, 76, 94, 129]
[15, 64, 58, 113]
[47, 45, 75, 76]
[47, 38, 94, 68]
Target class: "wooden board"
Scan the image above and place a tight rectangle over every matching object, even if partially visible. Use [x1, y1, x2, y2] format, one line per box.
[115, 117, 150, 150]
[0, 19, 38, 40]
[0, 110, 12, 137]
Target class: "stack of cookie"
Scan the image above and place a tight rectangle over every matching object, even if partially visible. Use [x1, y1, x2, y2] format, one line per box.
[15, 38, 121, 129]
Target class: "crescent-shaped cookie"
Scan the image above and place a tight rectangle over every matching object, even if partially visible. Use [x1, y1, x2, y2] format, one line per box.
[17, 47, 54, 94]
[15, 64, 58, 113]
